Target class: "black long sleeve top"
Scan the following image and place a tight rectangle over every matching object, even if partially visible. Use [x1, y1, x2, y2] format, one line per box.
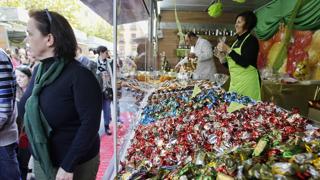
[228, 31, 259, 68]
[19, 57, 102, 172]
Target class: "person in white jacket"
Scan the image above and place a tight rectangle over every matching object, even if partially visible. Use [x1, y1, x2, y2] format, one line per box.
[185, 32, 217, 80]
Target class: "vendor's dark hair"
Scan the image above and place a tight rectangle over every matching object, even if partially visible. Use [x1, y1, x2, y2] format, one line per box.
[186, 31, 197, 38]
[96, 46, 108, 54]
[16, 66, 32, 78]
[29, 10, 77, 60]
[236, 10, 257, 32]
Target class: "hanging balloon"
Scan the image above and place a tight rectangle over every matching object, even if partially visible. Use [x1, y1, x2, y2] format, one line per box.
[308, 30, 320, 66]
[308, 48, 320, 66]
[259, 40, 274, 56]
[257, 52, 267, 69]
[285, 42, 308, 76]
[208, 0, 223, 18]
[293, 49, 308, 62]
[286, 43, 296, 75]
[293, 61, 310, 80]
[272, 23, 286, 43]
[286, 55, 296, 75]
[312, 63, 320, 80]
[293, 30, 313, 49]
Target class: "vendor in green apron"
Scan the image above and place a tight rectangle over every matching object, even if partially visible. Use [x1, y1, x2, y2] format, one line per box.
[217, 11, 261, 100]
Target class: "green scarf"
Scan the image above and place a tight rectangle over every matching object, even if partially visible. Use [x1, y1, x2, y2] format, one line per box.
[24, 57, 65, 180]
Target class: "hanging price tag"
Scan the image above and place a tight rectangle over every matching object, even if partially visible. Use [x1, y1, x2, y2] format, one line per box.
[227, 102, 246, 113]
[191, 84, 201, 98]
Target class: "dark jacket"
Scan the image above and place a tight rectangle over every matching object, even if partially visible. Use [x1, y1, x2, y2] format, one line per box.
[19, 57, 102, 172]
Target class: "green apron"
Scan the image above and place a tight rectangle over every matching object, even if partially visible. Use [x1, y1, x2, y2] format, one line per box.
[226, 34, 261, 100]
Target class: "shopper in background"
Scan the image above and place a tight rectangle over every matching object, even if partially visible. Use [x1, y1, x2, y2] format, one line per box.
[185, 31, 217, 80]
[0, 48, 20, 180]
[135, 43, 146, 71]
[19, 48, 30, 66]
[96, 45, 113, 135]
[76, 47, 92, 69]
[15, 66, 32, 102]
[19, 10, 102, 180]
[15, 66, 32, 180]
[26, 50, 39, 72]
[217, 10, 261, 100]
[76, 46, 103, 84]
[10, 48, 21, 69]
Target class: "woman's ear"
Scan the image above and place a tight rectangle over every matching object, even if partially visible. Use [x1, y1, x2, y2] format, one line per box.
[46, 34, 55, 47]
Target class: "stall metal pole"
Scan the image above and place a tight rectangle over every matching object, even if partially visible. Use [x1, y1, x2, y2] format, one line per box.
[112, 0, 119, 175]
[148, 0, 154, 70]
[154, 1, 159, 70]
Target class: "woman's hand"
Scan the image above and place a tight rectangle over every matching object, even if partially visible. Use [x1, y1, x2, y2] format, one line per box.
[56, 167, 73, 180]
[213, 47, 227, 64]
[217, 42, 231, 54]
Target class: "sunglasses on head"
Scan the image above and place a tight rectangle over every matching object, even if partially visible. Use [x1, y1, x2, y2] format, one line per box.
[44, 8, 52, 31]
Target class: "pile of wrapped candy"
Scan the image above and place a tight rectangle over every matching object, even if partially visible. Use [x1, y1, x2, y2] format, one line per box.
[140, 80, 254, 125]
[118, 80, 319, 179]
[120, 79, 153, 105]
[121, 132, 320, 179]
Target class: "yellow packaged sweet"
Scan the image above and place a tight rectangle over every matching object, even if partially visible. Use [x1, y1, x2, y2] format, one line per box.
[312, 63, 320, 80]
[312, 157, 320, 169]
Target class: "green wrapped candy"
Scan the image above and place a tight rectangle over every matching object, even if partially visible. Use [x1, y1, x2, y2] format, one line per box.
[282, 151, 294, 159]
[248, 163, 262, 179]
[224, 157, 238, 175]
[178, 163, 192, 176]
[259, 164, 273, 179]
[253, 138, 268, 156]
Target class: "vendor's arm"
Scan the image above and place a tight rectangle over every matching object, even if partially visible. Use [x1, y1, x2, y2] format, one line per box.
[60, 69, 102, 172]
[228, 36, 259, 68]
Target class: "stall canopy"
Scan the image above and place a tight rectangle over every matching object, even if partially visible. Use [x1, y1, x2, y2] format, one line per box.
[159, 0, 270, 13]
[80, 0, 271, 25]
[80, 0, 150, 25]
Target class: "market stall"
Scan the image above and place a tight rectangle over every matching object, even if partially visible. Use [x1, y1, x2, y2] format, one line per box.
[118, 79, 320, 179]
[79, 0, 320, 179]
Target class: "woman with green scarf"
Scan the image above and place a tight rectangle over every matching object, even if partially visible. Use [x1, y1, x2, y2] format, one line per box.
[217, 11, 261, 100]
[19, 10, 102, 180]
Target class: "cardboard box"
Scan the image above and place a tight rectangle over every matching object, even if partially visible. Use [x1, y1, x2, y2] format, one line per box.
[308, 107, 320, 122]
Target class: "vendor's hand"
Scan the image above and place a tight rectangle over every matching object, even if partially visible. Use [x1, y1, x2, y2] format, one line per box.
[213, 47, 227, 63]
[217, 42, 231, 54]
[188, 53, 196, 59]
[175, 64, 181, 71]
[56, 167, 73, 180]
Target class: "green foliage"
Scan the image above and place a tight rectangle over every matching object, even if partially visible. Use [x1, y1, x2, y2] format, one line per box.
[79, 18, 113, 41]
[0, 0, 112, 41]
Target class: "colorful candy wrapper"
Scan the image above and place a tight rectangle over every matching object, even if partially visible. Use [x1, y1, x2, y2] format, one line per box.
[253, 137, 268, 156]
[272, 162, 295, 176]
[216, 172, 234, 180]
[290, 153, 314, 164]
